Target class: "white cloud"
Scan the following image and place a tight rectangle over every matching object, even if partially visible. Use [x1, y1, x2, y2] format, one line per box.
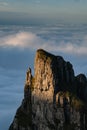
[0, 32, 42, 48]
[0, 31, 87, 55]
[0, 2, 8, 6]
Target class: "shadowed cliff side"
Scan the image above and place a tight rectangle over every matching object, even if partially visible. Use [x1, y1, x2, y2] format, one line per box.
[9, 49, 87, 130]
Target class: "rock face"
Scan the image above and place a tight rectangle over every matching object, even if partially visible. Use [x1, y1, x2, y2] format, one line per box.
[76, 74, 87, 102]
[34, 50, 75, 92]
[9, 49, 87, 130]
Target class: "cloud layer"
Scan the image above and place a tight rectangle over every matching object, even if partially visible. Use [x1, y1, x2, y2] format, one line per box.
[0, 31, 87, 55]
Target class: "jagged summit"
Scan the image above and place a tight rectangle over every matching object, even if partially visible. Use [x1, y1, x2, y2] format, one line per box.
[9, 49, 87, 130]
[35, 49, 75, 93]
[36, 49, 57, 58]
[36, 49, 64, 62]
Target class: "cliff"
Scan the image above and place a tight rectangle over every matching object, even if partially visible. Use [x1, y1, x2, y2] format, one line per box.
[9, 49, 87, 130]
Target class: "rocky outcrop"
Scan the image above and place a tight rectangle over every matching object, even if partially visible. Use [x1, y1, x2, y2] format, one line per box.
[34, 49, 75, 92]
[9, 49, 87, 130]
[75, 74, 87, 102]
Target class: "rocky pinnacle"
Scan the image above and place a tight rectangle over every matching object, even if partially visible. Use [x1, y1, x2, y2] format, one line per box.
[9, 49, 87, 130]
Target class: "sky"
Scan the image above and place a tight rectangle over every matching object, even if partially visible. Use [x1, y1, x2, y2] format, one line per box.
[0, 1, 87, 130]
[0, 0, 87, 24]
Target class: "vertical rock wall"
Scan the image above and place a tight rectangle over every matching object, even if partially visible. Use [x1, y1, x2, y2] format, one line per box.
[31, 49, 81, 130]
[9, 49, 87, 130]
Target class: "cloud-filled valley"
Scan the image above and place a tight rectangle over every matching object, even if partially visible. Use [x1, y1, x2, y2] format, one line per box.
[0, 24, 87, 130]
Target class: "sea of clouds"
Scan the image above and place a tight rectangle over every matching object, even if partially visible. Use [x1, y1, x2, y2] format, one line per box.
[0, 23, 87, 130]
[0, 24, 87, 55]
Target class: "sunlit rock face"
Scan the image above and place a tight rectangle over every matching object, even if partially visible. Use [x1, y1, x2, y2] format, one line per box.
[9, 49, 87, 130]
[34, 49, 75, 92]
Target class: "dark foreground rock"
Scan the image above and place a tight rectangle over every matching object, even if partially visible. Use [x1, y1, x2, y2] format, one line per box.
[9, 49, 87, 130]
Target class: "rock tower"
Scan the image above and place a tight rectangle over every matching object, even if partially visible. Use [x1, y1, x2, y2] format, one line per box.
[9, 49, 87, 130]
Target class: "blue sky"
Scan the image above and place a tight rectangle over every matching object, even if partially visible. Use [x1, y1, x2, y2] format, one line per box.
[0, 0, 87, 24]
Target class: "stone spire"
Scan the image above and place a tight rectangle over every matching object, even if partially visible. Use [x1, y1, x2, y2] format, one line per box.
[9, 49, 87, 130]
[24, 67, 32, 100]
[26, 67, 32, 86]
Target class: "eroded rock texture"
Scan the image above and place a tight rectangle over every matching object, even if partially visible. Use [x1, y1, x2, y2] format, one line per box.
[9, 49, 87, 130]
